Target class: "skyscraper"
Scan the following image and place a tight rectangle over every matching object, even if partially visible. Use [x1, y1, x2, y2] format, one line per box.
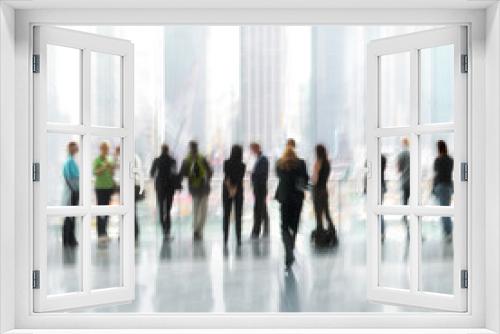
[240, 26, 286, 156]
[163, 26, 208, 157]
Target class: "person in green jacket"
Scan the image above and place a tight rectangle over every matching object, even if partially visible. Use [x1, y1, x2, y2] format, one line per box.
[180, 141, 213, 241]
[93, 141, 115, 242]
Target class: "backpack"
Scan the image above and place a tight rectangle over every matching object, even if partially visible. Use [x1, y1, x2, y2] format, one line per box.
[188, 155, 207, 189]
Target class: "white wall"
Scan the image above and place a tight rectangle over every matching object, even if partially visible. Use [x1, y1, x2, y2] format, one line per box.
[0, 2, 16, 333]
[485, 3, 500, 333]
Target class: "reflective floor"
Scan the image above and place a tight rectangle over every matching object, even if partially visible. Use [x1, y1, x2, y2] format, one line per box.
[46, 184, 454, 313]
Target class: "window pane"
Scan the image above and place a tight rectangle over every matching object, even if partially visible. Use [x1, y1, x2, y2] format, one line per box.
[47, 45, 81, 124]
[379, 215, 410, 290]
[91, 215, 122, 289]
[47, 216, 82, 295]
[47, 133, 81, 207]
[420, 45, 454, 124]
[379, 136, 411, 206]
[91, 52, 122, 127]
[420, 216, 454, 294]
[379, 52, 411, 128]
[420, 133, 454, 206]
[91, 137, 122, 206]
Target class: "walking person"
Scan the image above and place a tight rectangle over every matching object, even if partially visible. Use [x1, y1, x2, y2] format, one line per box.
[275, 142, 309, 270]
[180, 141, 213, 241]
[150, 144, 178, 241]
[93, 141, 115, 244]
[62, 141, 80, 247]
[397, 138, 410, 239]
[311, 144, 336, 242]
[432, 140, 454, 242]
[222, 145, 246, 248]
[250, 142, 270, 239]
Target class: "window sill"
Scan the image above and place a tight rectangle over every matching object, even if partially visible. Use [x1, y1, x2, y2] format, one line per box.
[5, 329, 496, 334]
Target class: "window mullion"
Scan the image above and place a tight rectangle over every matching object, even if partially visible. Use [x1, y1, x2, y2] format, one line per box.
[409, 48, 419, 294]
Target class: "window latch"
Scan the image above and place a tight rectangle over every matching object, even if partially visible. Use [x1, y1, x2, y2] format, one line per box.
[32, 54, 40, 73]
[33, 163, 40, 182]
[32, 270, 40, 289]
[461, 162, 468, 182]
[461, 269, 468, 289]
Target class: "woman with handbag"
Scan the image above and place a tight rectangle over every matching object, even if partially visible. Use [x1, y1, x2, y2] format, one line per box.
[222, 145, 246, 248]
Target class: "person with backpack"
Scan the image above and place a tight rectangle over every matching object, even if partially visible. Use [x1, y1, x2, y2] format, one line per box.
[150, 144, 179, 241]
[275, 141, 309, 271]
[180, 141, 213, 241]
[62, 141, 80, 247]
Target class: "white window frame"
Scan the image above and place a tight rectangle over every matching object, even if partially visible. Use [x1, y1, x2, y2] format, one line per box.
[32, 26, 135, 312]
[9, 7, 487, 331]
[366, 26, 468, 312]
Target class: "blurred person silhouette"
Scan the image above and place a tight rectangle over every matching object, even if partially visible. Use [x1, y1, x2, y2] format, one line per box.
[62, 141, 80, 247]
[397, 137, 410, 239]
[180, 141, 213, 241]
[380, 154, 387, 242]
[275, 141, 309, 271]
[150, 144, 178, 241]
[250, 142, 270, 239]
[432, 140, 454, 242]
[133, 154, 145, 242]
[93, 141, 115, 244]
[222, 145, 246, 248]
[311, 144, 337, 247]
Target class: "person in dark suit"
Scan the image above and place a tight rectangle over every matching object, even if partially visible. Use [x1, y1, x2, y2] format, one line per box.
[150, 144, 178, 240]
[250, 142, 270, 239]
[275, 142, 309, 270]
[222, 145, 246, 248]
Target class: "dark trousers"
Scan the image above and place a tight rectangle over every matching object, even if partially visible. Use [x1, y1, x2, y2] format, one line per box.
[252, 188, 269, 237]
[402, 184, 410, 238]
[434, 183, 453, 236]
[223, 193, 243, 245]
[95, 188, 113, 237]
[280, 199, 303, 265]
[312, 188, 334, 231]
[156, 189, 174, 236]
[63, 190, 79, 246]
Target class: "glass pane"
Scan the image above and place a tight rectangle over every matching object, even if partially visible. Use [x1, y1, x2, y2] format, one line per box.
[379, 52, 411, 128]
[379, 215, 410, 290]
[47, 45, 81, 124]
[91, 52, 122, 127]
[420, 133, 454, 206]
[379, 136, 410, 206]
[420, 44, 454, 124]
[47, 133, 81, 207]
[91, 137, 122, 206]
[47, 216, 82, 295]
[91, 215, 122, 289]
[420, 216, 454, 294]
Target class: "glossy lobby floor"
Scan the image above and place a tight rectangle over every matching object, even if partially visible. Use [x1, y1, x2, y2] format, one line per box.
[47, 190, 454, 313]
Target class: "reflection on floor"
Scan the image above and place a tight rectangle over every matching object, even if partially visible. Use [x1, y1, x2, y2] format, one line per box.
[47, 190, 454, 313]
